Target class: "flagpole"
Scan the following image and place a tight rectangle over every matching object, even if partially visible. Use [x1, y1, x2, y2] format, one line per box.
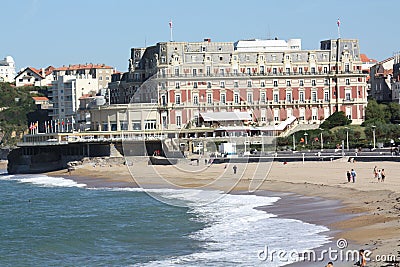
[337, 18, 341, 39]
[169, 20, 173, 42]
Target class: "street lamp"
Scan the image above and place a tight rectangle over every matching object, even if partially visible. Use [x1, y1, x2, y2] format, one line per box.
[320, 128, 324, 150]
[292, 134, 296, 151]
[304, 132, 308, 145]
[372, 125, 376, 150]
[345, 127, 349, 151]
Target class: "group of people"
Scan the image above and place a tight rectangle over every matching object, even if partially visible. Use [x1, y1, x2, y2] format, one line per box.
[346, 166, 387, 183]
[373, 165, 386, 182]
[346, 169, 357, 183]
[325, 249, 367, 266]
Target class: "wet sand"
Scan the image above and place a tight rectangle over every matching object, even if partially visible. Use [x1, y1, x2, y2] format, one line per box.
[46, 159, 400, 266]
[0, 160, 7, 170]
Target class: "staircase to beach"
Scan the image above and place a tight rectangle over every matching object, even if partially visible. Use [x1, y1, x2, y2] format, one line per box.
[162, 139, 183, 158]
[280, 123, 320, 137]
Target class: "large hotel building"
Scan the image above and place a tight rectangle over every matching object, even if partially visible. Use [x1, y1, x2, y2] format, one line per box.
[104, 37, 367, 132]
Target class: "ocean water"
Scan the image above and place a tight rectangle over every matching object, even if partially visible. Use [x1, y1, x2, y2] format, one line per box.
[0, 171, 330, 266]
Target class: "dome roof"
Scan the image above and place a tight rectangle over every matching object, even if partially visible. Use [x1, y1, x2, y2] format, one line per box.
[5, 56, 14, 62]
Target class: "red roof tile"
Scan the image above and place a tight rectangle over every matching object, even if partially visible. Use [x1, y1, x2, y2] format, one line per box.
[360, 54, 377, 63]
[79, 94, 95, 100]
[43, 66, 55, 76]
[28, 67, 43, 78]
[16, 66, 54, 79]
[32, 96, 49, 101]
[55, 63, 113, 71]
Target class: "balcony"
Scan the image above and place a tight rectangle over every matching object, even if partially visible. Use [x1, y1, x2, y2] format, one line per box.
[152, 69, 364, 80]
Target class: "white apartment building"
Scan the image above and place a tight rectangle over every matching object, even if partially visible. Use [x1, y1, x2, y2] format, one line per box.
[0, 56, 16, 83]
[49, 75, 98, 120]
[53, 64, 114, 89]
[48, 63, 115, 123]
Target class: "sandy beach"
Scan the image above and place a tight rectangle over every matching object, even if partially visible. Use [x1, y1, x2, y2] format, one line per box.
[46, 158, 400, 266]
[0, 160, 8, 170]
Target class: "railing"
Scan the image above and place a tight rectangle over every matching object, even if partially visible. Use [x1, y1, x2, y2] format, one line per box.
[17, 141, 69, 146]
[151, 70, 364, 80]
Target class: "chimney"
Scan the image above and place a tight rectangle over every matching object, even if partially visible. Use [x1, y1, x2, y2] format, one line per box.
[42, 68, 45, 77]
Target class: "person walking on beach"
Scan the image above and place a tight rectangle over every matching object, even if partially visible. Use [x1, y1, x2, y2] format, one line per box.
[233, 165, 237, 174]
[381, 169, 386, 182]
[373, 165, 378, 179]
[377, 169, 382, 182]
[351, 169, 357, 183]
[346, 170, 351, 183]
[357, 249, 367, 267]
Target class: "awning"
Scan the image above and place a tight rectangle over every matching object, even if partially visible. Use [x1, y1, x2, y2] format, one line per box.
[274, 116, 297, 130]
[258, 116, 297, 131]
[215, 126, 256, 131]
[200, 112, 252, 122]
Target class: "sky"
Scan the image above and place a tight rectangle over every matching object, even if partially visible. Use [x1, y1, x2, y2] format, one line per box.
[2, 0, 400, 72]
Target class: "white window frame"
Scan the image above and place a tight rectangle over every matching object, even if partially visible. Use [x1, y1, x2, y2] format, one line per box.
[286, 92, 292, 103]
[273, 109, 279, 121]
[273, 93, 279, 103]
[260, 92, 266, 103]
[193, 94, 199, 105]
[299, 108, 305, 120]
[247, 92, 253, 104]
[234, 93, 239, 104]
[220, 93, 226, 104]
[345, 89, 351, 101]
[324, 91, 329, 102]
[299, 91, 304, 103]
[312, 108, 318, 120]
[175, 93, 181, 105]
[311, 91, 317, 102]
[346, 106, 352, 119]
[207, 93, 212, 104]
[176, 115, 182, 127]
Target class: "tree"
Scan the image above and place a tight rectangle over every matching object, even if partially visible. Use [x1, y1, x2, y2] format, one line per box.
[384, 102, 400, 124]
[364, 99, 386, 125]
[320, 111, 351, 129]
[0, 83, 41, 146]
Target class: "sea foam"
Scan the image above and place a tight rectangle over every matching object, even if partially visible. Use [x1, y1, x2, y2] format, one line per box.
[1, 173, 331, 266]
[140, 189, 330, 266]
[7, 174, 86, 188]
